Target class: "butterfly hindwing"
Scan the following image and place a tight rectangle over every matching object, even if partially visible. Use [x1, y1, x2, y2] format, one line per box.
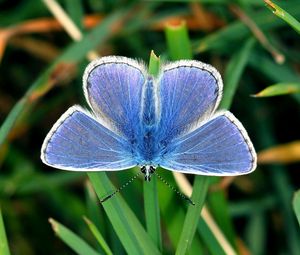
[159, 111, 256, 176]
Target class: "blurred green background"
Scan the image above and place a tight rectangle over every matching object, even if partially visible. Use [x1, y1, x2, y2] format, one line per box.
[1, 0, 300, 254]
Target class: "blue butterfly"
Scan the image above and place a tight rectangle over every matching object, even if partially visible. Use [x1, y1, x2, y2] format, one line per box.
[41, 56, 257, 181]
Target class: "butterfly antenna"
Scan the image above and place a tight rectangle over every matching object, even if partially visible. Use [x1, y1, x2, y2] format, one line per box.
[100, 171, 143, 203]
[154, 172, 195, 205]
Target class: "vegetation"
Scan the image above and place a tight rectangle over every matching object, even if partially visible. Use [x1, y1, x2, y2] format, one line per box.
[1, 0, 300, 254]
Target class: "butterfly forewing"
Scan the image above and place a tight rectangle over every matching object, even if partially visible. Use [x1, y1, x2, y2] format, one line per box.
[157, 61, 223, 143]
[83, 56, 147, 140]
[41, 106, 137, 171]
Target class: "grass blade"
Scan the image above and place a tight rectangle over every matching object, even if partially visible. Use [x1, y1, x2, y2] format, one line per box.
[193, 2, 300, 53]
[248, 51, 300, 105]
[157, 170, 203, 254]
[49, 218, 101, 255]
[165, 20, 192, 60]
[0, 207, 11, 255]
[88, 172, 160, 255]
[265, 0, 300, 34]
[293, 190, 300, 226]
[206, 180, 237, 249]
[176, 176, 210, 254]
[143, 177, 162, 251]
[220, 38, 255, 109]
[85, 181, 108, 243]
[245, 212, 266, 255]
[148, 50, 161, 76]
[64, 0, 84, 30]
[253, 83, 300, 97]
[197, 217, 226, 255]
[83, 217, 113, 255]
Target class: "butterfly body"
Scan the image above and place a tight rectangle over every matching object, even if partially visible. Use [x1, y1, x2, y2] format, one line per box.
[136, 76, 160, 166]
[41, 56, 256, 178]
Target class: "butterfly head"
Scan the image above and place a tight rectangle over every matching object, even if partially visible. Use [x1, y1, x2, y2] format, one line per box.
[141, 165, 156, 181]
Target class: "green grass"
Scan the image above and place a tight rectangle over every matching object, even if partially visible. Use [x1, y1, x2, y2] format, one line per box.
[293, 190, 300, 226]
[265, 0, 300, 34]
[49, 218, 101, 255]
[1, 0, 300, 254]
[254, 83, 300, 97]
[0, 207, 11, 255]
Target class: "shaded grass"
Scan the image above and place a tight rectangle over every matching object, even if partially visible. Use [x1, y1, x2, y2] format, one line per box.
[49, 218, 101, 255]
[0, 207, 11, 255]
[265, 0, 300, 34]
[88, 172, 160, 255]
[1, 0, 300, 254]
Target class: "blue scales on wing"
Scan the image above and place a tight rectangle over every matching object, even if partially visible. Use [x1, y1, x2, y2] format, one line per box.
[83, 56, 146, 141]
[157, 61, 223, 143]
[159, 112, 256, 176]
[41, 107, 137, 171]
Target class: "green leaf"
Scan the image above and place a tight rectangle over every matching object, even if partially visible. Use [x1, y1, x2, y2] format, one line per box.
[265, 0, 300, 34]
[253, 83, 300, 97]
[293, 190, 300, 226]
[83, 217, 113, 255]
[0, 207, 11, 255]
[248, 52, 300, 104]
[49, 218, 101, 255]
[88, 172, 160, 255]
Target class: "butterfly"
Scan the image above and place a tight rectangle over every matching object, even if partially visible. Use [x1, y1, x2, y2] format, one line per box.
[41, 56, 257, 181]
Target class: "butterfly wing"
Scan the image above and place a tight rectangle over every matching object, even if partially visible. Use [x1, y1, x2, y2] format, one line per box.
[160, 112, 256, 176]
[83, 56, 146, 140]
[41, 106, 137, 171]
[157, 61, 223, 142]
